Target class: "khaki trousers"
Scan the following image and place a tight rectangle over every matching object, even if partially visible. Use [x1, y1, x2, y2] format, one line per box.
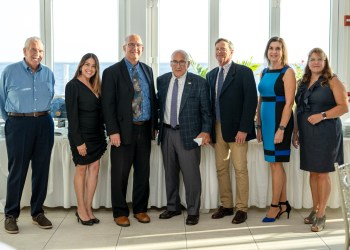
[214, 122, 249, 212]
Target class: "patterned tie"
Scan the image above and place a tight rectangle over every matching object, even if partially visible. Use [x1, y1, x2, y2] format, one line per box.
[132, 66, 143, 118]
[216, 67, 224, 121]
[170, 78, 179, 128]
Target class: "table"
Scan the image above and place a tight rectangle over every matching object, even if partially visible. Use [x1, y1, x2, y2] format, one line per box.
[0, 131, 348, 213]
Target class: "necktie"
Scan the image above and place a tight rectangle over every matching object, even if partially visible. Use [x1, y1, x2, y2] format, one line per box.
[216, 67, 224, 121]
[170, 78, 179, 128]
[132, 66, 143, 118]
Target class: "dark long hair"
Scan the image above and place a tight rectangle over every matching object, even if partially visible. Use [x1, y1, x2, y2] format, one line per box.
[73, 53, 101, 95]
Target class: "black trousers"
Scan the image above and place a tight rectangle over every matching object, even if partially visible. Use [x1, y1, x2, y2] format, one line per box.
[110, 123, 151, 218]
[5, 115, 54, 217]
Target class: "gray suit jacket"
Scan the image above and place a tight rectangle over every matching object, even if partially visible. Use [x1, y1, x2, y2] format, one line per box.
[157, 72, 212, 150]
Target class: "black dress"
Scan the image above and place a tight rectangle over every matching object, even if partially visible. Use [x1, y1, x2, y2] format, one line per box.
[295, 77, 343, 172]
[65, 78, 107, 166]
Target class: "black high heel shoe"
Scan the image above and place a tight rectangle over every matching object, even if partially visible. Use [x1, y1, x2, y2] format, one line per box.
[75, 212, 93, 226]
[90, 217, 100, 224]
[279, 201, 291, 219]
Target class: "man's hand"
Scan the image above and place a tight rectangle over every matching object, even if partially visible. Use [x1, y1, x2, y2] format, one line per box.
[235, 131, 247, 144]
[110, 133, 121, 147]
[196, 132, 211, 145]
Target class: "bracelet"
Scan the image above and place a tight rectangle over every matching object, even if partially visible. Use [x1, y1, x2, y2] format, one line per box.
[255, 124, 261, 129]
[278, 125, 286, 131]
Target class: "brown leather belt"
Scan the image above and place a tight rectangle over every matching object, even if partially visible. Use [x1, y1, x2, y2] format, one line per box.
[133, 121, 146, 125]
[8, 111, 49, 117]
[163, 123, 180, 130]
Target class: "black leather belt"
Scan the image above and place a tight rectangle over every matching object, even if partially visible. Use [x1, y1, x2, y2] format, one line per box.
[8, 111, 49, 117]
[163, 123, 180, 130]
[133, 121, 146, 125]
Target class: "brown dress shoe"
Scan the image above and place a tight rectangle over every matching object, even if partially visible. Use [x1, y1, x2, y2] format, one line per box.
[211, 206, 234, 219]
[134, 213, 150, 223]
[232, 210, 247, 224]
[114, 216, 130, 227]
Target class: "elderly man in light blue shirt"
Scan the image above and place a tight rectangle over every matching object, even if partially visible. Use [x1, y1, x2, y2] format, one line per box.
[0, 36, 55, 234]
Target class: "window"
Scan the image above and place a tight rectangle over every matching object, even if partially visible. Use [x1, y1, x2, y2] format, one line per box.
[53, 0, 119, 95]
[220, 0, 269, 68]
[280, 0, 331, 64]
[158, 0, 209, 75]
[0, 0, 40, 76]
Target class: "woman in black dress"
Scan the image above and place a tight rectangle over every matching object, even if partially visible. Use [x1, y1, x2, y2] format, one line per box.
[293, 48, 348, 232]
[65, 53, 107, 225]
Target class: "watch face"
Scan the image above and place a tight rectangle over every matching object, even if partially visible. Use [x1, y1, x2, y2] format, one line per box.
[279, 125, 285, 130]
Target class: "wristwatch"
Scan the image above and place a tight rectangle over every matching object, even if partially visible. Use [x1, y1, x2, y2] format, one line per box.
[321, 112, 327, 120]
[278, 125, 285, 131]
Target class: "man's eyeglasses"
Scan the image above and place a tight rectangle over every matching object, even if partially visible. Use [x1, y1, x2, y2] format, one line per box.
[127, 43, 143, 49]
[216, 48, 228, 53]
[171, 60, 187, 66]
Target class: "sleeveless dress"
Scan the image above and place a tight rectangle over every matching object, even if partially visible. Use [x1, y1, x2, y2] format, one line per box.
[65, 78, 107, 166]
[258, 66, 293, 162]
[295, 77, 343, 172]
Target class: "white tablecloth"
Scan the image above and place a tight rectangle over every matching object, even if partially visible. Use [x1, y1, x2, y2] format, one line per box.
[0, 132, 348, 213]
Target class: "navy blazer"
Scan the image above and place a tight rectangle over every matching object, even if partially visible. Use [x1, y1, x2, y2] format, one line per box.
[157, 72, 212, 150]
[101, 58, 158, 144]
[207, 62, 257, 143]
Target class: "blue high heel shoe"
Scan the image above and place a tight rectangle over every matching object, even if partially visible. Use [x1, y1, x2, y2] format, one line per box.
[262, 204, 281, 223]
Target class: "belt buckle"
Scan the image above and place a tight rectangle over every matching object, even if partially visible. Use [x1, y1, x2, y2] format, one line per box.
[33, 112, 38, 117]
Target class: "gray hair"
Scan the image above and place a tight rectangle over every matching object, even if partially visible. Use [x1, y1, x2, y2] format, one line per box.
[24, 36, 44, 49]
[124, 34, 143, 45]
[215, 38, 234, 51]
[171, 50, 189, 61]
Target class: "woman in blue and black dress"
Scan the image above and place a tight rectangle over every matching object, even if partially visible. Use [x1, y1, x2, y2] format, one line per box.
[293, 48, 348, 232]
[256, 37, 296, 222]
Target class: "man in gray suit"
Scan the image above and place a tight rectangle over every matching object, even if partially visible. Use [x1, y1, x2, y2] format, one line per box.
[157, 50, 212, 225]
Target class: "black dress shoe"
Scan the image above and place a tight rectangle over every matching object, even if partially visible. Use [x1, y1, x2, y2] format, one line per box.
[159, 210, 181, 219]
[211, 206, 234, 219]
[186, 215, 199, 225]
[232, 210, 247, 224]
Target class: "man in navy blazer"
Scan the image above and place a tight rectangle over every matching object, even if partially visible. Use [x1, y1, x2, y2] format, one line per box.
[207, 38, 257, 224]
[101, 34, 158, 227]
[157, 50, 212, 225]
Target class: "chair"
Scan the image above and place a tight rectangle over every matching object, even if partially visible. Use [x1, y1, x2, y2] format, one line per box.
[335, 162, 350, 250]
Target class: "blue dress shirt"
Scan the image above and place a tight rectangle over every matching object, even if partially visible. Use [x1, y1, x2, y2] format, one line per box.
[0, 59, 55, 120]
[124, 59, 151, 122]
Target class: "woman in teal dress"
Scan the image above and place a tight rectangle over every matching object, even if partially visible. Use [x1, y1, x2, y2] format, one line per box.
[256, 37, 296, 222]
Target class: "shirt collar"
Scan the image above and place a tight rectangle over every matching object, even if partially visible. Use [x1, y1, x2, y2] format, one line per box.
[172, 72, 187, 83]
[124, 58, 139, 71]
[21, 58, 42, 72]
[220, 61, 232, 73]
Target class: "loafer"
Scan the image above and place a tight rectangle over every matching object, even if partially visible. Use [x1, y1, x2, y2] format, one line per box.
[232, 210, 247, 224]
[32, 213, 52, 229]
[134, 213, 150, 223]
[4, 215, 19, 234]
[186, 215, 199, 225]
[159, 210, 181, 219]
[114, 216, 130, 227]
[211, 206, 234, 219]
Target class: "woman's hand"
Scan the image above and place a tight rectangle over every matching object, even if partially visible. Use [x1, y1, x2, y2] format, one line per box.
[77, 143, 87, 156]
[274, 129, 284, 144]
[292, 130, 300, 149]
[256, 127, 262, 143]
